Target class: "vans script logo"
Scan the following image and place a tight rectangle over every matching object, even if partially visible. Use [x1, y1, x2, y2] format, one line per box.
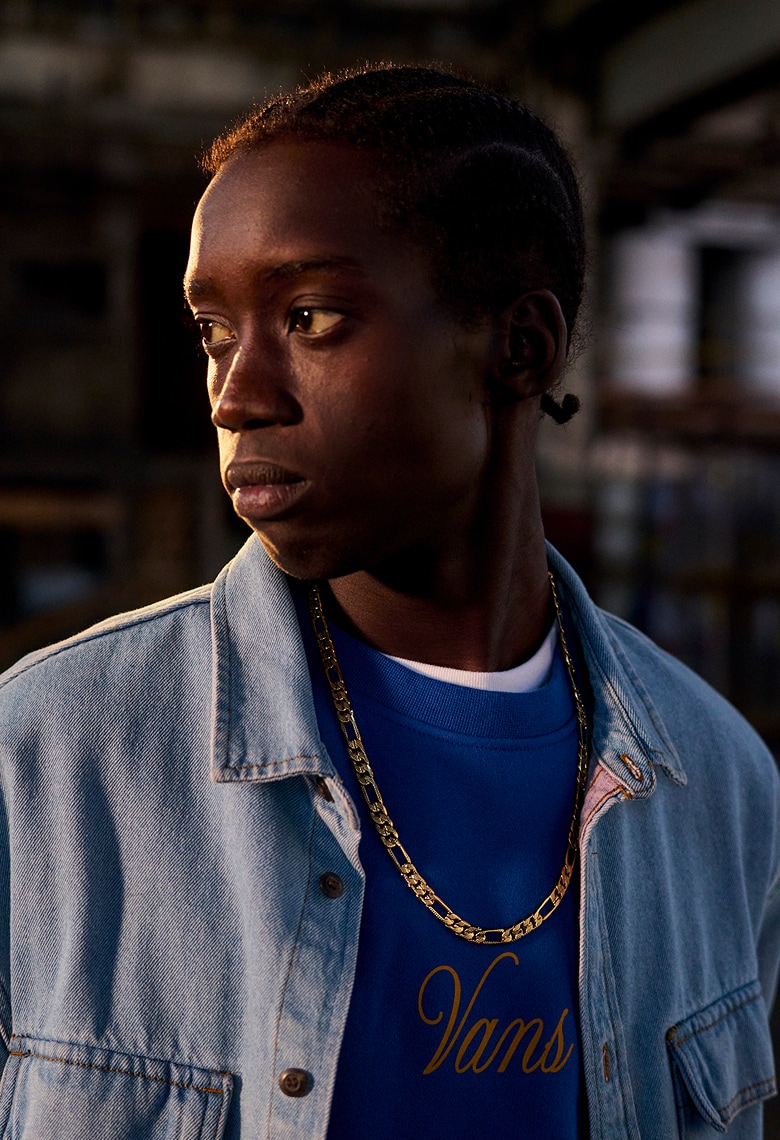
[418, 951, 574, 1076]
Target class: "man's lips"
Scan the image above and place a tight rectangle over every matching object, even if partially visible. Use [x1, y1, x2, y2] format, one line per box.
[226, 461, 304, 490]
[225, 461, 308, 520]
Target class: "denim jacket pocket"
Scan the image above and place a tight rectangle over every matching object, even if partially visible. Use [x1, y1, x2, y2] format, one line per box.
[0, 1035, 233, 1139]
[666, 979, 777, 1135]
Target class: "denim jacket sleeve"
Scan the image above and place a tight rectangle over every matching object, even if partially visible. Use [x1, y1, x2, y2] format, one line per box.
[761, 865, 780, 1007]
[0, 773, 9, 1075]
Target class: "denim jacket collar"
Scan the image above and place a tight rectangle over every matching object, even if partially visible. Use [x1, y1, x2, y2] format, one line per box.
[210, 536, 687, 794]
[210, 537, 333, 784]
[546, 544, 686, 794]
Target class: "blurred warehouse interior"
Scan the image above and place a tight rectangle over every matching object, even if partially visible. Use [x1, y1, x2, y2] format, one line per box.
[3, 0, 780, 752]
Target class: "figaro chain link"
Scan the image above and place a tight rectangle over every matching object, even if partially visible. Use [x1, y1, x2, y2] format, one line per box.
[308, 572, 589, 944]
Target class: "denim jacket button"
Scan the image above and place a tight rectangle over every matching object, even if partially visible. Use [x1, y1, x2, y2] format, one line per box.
[319, 871, 345, 898]
[279, 1068, 311, 1097]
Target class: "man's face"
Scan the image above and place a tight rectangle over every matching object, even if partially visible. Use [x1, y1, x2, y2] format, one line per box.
[185, 141, 497, 581]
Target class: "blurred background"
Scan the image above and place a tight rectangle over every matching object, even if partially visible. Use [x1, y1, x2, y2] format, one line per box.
[2, 0, 780, 757]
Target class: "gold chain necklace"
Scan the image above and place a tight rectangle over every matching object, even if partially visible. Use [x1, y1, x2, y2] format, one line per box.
[308, 572, 589, 944]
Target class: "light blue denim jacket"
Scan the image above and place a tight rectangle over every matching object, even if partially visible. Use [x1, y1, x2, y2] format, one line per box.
[0, 536, 778, 1139]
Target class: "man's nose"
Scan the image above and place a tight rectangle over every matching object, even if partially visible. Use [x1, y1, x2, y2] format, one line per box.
[209, 346, 300, 432]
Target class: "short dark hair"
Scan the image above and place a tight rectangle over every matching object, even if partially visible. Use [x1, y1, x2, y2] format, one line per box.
[204, 63, 585, 423]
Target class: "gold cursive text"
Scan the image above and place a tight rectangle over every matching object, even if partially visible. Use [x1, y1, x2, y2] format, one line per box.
[418, 951, 574, 1076]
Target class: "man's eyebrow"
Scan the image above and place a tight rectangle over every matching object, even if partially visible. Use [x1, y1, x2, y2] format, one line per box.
[184, 257, 365, 305]
[264, 256, 365, 283]
[183, 278, 210, 303]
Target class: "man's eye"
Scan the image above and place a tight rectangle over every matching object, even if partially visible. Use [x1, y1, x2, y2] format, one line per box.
[289, 308, 342, 335]
[197, 319, 233, 346]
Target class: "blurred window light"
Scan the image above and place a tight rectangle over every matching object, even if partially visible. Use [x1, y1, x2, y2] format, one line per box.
[606, 203, 780, 401]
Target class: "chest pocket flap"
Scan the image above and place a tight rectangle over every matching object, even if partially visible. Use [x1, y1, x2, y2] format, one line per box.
[0, 1035, 233, 1140]
[666, 979, 777, 1132]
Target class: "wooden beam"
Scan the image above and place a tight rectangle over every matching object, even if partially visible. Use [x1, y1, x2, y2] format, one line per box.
[602, 0, 780, 130]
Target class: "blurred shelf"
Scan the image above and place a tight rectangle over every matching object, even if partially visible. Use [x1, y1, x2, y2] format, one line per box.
[0, 488, 123, 532]
[671, 567, 780, 595]
[598, 389, 780, 446]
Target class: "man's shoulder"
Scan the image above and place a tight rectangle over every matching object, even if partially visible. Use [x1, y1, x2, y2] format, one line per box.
[602, 605, 736, 707]
[599, 605, 774, 775]
[0, 582, 214, 700]
[552, 552, 745, 733]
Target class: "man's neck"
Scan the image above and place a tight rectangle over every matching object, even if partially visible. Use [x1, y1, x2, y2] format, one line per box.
[324, 518, 552, 674]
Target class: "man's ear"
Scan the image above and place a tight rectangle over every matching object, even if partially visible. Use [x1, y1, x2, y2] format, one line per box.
[493, 290, 568, 400]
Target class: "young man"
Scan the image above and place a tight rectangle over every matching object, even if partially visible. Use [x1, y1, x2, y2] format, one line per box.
[0, 65, 778, 1138]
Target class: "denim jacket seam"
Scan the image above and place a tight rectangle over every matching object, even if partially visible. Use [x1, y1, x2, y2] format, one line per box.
[667, 991, 760, 1046]
[582, 785, 629, 831]
[767, 860, 780, 902]
[719, 1076, 777, 1119]
[10, 1032, 233, 1079]
[0, 974, 10, 1050]
[0, 1038, 22, 1108]
[0, 595, 211, 693]
[8, 1037, 229, 1095]
[592, 866, 642, 1137]
[223, 753, 323, 773]
[266, 805, 318, 1137]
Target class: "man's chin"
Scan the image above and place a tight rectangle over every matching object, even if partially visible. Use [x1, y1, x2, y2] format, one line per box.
[251, 529, 361, 583]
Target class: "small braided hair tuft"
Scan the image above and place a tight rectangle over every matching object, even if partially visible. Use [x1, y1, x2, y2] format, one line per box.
[541, 392, 581, 425]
